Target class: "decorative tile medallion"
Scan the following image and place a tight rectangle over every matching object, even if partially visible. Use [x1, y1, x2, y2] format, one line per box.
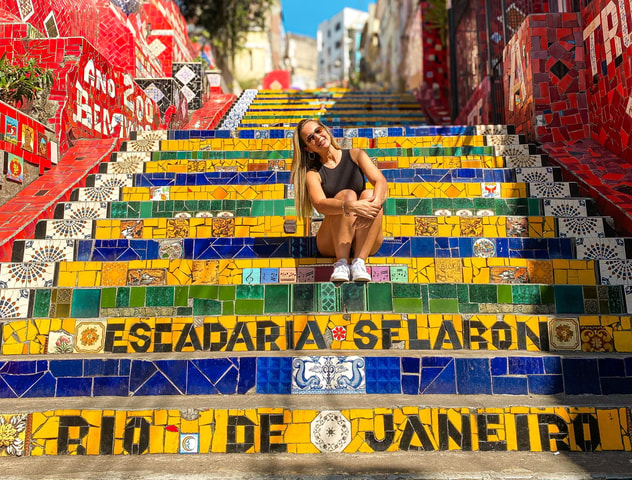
[0, 289, 29, 318]
[415, 217, 438, 236]
[310, 411, 351, 453]
[74, 321, 106, 354]
[580, 326, 615, 352]
[47, 330, 74, 354]
[473, 238, 496, 257]
[548, 318, 580, 350]
[0, 415, 28, 456]
[506, 217, 528, 237]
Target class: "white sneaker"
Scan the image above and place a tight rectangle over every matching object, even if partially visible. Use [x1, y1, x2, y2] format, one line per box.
[350, 258, 371, 282]
[330, 259, 350, 282]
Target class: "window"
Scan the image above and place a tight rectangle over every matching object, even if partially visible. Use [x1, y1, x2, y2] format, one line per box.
[335, 22, 341, 31]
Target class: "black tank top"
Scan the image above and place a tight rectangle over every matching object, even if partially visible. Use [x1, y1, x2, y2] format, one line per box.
[317, 150, 366, 198]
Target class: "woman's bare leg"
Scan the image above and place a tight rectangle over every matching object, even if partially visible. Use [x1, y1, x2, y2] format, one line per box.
[352, 189, 384, 260]
[316, 189, 358, 260]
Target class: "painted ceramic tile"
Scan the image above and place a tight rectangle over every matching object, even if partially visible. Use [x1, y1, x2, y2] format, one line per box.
[506, 217, 528, 237]
[21, 239, 75, 263]
[415, 217, 438, 236]
[482, 183, 501, 198]
[529, 183, 571, 198]
[44, 219, 93, 239]
[179, 433, 199, 454]
[76, 187, 121, 202]
[504, 155, 543, 168]
[548, 318, 581, 350]
[580, 326, 614, 352]
[292, 356, 366, 394]
[127, 139, 160, 152]
[557, 217, 605, 238]
[150, 186, 170, 201]
[575, 238, 625, 260]
[543, 199, 587, 217]
[490, 266, 528, 284]
[74, 321, 106, 354]
[0, 288, 29, 318]
[47, 329, 75, 354]
[599, 260, 632, 285]
[473, 238, 496, 257]
[4, 116, 18, 145]
[21, 124, 34, 152]
[62, 202, 108, 220]
[0, 263, 54, 288]
[93, 174, 134, 188]
[6, 153, 23, 183]
[104, 156, 145, 174]
[515, 167, 555, 183]
[310, 411, 351, 452]
[0, 414, 28, 456]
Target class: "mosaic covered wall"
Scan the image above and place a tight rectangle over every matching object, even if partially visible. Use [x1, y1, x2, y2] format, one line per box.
[0, 101, 56, 171]
[0, 0, 193, 78]
[0, 406, 629, 456]
[582, 0, 632, 159]
[503, 13, 589, 143]
[0, 37, 160, 153]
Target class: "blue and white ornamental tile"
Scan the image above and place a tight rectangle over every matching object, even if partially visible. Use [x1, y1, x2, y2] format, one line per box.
[292, 356, 366, 394]
[528, 182, 572, 199]
[310, 411, 351, 453]
[76, 186, 121, 202]
[63, 201, 108, 220]
[515, 167, 555, 183]
[0, 289, 30, 319]
[0, 262, 55, 288]
[558, 217, 605, 238]
[543, 199, 587, 217]
[575, 238, 625, 260]
[21, 239, 75, 263]
[598, 260, 632, 285]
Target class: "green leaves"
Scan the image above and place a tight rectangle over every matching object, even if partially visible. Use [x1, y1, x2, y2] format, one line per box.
[0, 53, 55, 106]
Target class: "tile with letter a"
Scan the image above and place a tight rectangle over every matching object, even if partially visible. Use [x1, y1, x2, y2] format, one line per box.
[292, 356, 366, 394]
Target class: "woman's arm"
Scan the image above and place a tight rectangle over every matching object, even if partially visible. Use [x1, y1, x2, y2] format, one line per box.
[305, 170, 347, 216]
[351, 148, 388, 205]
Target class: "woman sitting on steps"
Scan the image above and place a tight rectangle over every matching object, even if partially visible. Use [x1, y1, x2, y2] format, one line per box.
[291, 118, 388, 282]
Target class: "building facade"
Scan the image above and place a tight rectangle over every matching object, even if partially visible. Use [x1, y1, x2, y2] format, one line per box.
[317, 8, 369, 87]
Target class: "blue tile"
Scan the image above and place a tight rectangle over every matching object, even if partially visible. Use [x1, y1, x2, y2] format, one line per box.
[155, 360, 188, 393]
[492, 376, 528, 395]
[601, 377, 632, 394]
[0, 361, 38, 375]
[214, 366, 239, 394]
[401, 374, 420, 394]
[422, 356, 452, 367]
[508, 357, 544, 375]
[401, 357, 420, 373]
[56, 377, 92, 397]
[119, 359, 131, 376]
[0, 377, 17, 398]
[237, 357, 256, 394]
[133, 371, 182, 396]
[543, 356, 562, 374]
[2, 372, 45, 397]
[22, 372, 56, 398]
[491, 357, 507, 376]
[422, 362, 456, 394]
[455, 358, 492, 394]
[256, 357, 291, 394]
[93, 376, 129, 396]
[186, 362, 219, 395]
[562, 358, 601, 394]
[599, 358, 625, 377]
[528, 375, 563, 394]
[191, 358, 238, 383]
[49, 360, 83, 377]
[129, 360, 158, 392]
[366, 357, 401, 394]
[84, 359, 122, 377]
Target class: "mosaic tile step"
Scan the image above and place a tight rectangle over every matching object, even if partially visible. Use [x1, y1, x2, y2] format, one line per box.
[2, 405, 628, 456]
[598, 260, 632, 285]
[2, 257, 597, 288]
[135, 146, 542, 162]
[13, 236, 578, 263]
[33, 215, 613, 241]
[119, 139, 536, 155]
[55, 198, 555, 220]
[0, 353, 631, 399]
[100, 154, 542, 174]
[84, 168, 523, 189]
[69, 182, 531, 203]
[1, 281, 625, 324]
[3, 313, 630, 353]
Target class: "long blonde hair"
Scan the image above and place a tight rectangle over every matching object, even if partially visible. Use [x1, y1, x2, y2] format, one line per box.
[290, 119, 341, 219]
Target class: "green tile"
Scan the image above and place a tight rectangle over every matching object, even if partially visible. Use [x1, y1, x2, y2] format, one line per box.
[319, 283, 337, 312]
[264, 284, 290, 313]
[129, 287, 146, 307]
[237, 284, 264, 300]
[608, 286, 624, 313]
[392, 283, 420, 298]
[469, 285, 497, 304]
[219, 286, 236, 301]
[116, 287, 130, 307]
[367, 283, 392, 311]
[512, 285, 541, 304]
[429, 298, 458, 313]
[497, 285, 512, 303]
[428, 284, 457, 299]
[457, 284, 469, 303]
[453, 198, 475, 209]
[554, 285, 584, 314]
[341, 283, 365, 311]
[177, 307, 193, 316]
[222, 302, 234, 315]
[109, 202, 127, 218]
[539, 285, 554, 304]
[32, 289, 51, 317]
[458, 303, 479, 313]
[71, 289, 101, 317]
[393, 298, 422, 313]
[101, 288, 116, 308]
[235, 299, 264, 315]
[293, 284, 316, 312]
[193, 298, 221, 315]
[189, 285, 218, 299]
[146, 287, 174, 307]
[431, 198, 453, 210]
[174, 287, 189, 307]
[528, 198, 541, 215]
[140, 202, 153, 218]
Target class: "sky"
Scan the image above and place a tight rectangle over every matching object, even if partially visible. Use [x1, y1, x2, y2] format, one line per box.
[282, 0, 374, 38]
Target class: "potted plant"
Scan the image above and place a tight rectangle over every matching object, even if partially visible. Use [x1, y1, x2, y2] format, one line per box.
[0, 53, 55, 114]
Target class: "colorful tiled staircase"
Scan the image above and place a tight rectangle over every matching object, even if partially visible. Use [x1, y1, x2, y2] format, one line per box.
[1, 89, 631, 468]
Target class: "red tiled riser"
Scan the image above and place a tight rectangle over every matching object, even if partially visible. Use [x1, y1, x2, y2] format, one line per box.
[185, 94, 237, 130]
[0, 138, 120, 262]
[503, 13, 588, 144]
[454, 77, 493, 125]
[582, 0, 632, 160]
